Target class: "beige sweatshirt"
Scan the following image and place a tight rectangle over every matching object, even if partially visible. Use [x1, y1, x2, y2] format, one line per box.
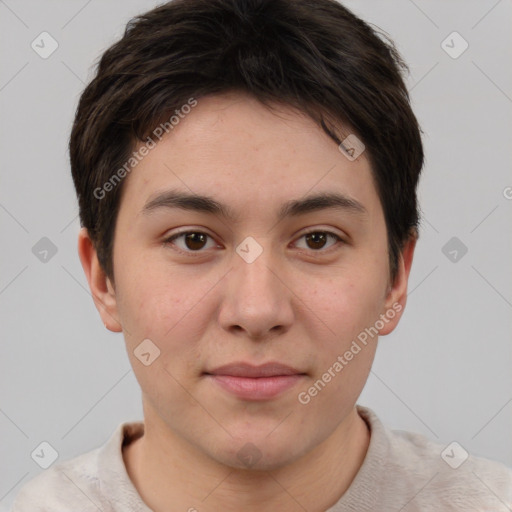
[10, 406, 512, 511]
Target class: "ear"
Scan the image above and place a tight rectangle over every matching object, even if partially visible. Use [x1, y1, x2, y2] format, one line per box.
[78, 227, 122, 332]
[378, 235, 416, 336]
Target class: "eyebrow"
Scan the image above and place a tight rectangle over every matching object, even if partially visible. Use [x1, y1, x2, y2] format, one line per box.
[142, 188, 367, 222]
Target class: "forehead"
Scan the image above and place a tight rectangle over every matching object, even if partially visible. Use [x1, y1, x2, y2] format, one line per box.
[120, 92, 381, 220]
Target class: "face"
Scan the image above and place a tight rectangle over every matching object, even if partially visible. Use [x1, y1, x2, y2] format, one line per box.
[81, 91, 413, 471]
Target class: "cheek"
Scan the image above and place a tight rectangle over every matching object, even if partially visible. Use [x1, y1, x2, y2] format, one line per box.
[115, 250, 188, 327]
[115, 269, 170, 336]
[298, 276, 383, 401]
[311, 271, 385, 342]
[115, 260, 216, 371]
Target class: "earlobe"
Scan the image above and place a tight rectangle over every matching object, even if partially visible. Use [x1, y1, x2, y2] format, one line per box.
[77, 227, 122, 332]
[378, 235, 416, 336]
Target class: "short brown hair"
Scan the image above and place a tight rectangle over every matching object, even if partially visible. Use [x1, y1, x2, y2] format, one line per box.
[70, 0, 423, 283]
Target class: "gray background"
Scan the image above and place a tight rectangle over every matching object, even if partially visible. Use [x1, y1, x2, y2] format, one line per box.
[1, 0, 511, 509]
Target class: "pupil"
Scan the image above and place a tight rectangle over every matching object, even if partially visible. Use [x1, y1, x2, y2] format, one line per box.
[183, 233, 328, 251]
[307, 232, 326, 249]
[186, 233, 206, 250]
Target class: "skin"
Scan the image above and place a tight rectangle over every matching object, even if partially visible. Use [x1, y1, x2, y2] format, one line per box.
[79, 91, 415, 512]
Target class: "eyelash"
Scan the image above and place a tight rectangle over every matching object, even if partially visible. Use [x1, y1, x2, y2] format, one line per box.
[162, 229, 344, 256]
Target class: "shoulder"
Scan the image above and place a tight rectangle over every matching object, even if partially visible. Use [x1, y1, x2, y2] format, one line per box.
[10, 422, 140, 512]
[359, 407, 512, 512]
[396, 430, 512, 510]
[10, 448, 106, 512]
[358, 406, 512, 510]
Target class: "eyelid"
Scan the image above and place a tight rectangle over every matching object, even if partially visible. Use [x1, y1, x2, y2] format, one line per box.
[163, 227, 346, 254]
[162, 228, 219, 256]
[163, 229, 346, 252]
[293, 228, 345, 253]
[296, 227, 346, 241]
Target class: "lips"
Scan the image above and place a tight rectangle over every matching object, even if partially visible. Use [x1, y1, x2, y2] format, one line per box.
[204, 362, 306, 400]
[205, 362, 304, 378]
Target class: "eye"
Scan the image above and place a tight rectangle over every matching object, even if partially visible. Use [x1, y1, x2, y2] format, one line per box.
[163, 230, 218, 253]
[294, 230, 343, 252]
[163, 229, 344, 255]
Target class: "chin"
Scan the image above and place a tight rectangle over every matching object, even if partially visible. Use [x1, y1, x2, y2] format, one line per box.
[208, 434, 306, 473]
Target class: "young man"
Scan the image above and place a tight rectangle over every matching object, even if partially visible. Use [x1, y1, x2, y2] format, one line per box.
[11, 0, 512, 510]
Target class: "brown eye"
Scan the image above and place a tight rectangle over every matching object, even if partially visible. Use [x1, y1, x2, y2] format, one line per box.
[165, 231, 216, 252]
[296, 231, 342, 252]
[306, 232, 328, 250]
[183, 232, 208, 250]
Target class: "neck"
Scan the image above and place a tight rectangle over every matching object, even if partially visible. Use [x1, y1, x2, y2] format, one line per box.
[123, 406, 370, 512]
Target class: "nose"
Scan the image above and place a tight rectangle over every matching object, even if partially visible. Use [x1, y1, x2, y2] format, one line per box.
[217, 242, 294, 340]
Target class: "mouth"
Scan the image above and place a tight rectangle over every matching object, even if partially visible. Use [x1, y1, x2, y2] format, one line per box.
[203, 362, 307, 401]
